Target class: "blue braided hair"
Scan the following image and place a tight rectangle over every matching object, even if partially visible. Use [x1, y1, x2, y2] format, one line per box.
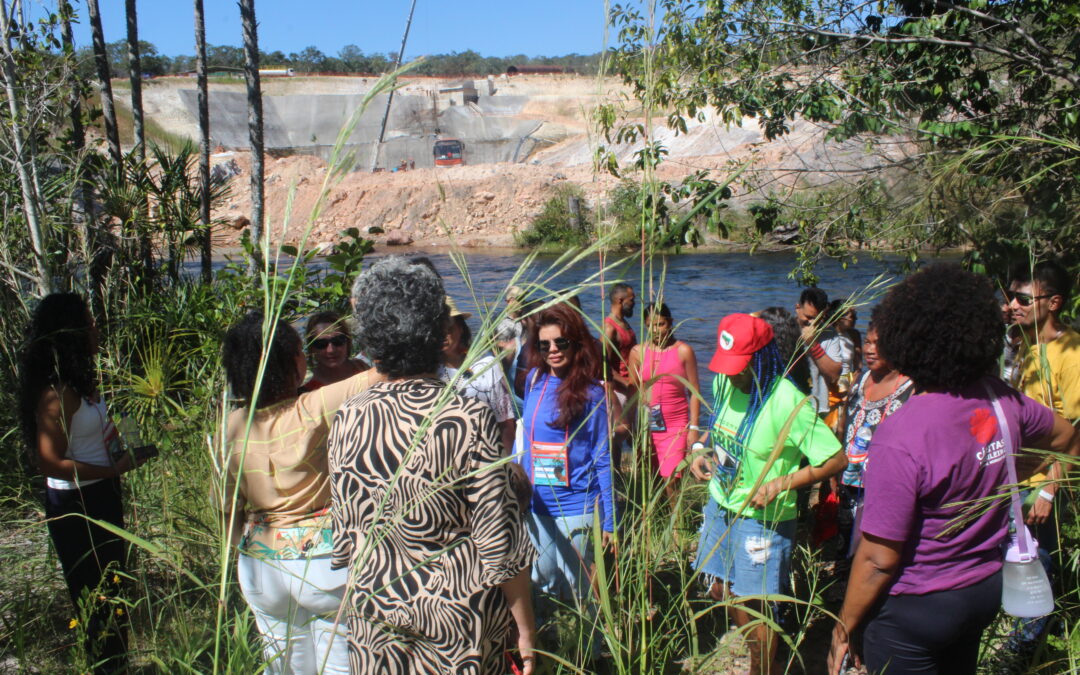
[733, 340, 786, 451]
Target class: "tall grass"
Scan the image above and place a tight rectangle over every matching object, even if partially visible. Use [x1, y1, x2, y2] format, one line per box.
[2, 13, 1079, 675]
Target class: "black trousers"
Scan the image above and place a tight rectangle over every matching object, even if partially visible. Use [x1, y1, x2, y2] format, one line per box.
[863, 570, 1002, 675]
[45, 478, 128, 674]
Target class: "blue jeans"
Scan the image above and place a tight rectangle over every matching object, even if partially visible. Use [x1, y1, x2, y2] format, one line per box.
[694, 499, 795, 598]
[527, 511, 595, 601]
[527, 511, 601, 656]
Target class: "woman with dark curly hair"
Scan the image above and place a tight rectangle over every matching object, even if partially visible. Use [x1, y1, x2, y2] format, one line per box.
[328, 257, 536, 674]
[299, 310, 368, 393]
[221, 310, 375, 674]
[521, 301, 615, 616]
[828, 264, 1080, 675]
[18, 293, 139, 673]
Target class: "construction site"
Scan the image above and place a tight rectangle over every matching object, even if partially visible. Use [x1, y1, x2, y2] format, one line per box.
[122, 73, 901, 249]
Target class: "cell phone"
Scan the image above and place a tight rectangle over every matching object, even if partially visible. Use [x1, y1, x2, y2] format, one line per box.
[133, 444, 160, 461]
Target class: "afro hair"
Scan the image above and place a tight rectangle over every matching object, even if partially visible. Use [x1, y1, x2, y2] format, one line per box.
[872, 264, 1003, 390]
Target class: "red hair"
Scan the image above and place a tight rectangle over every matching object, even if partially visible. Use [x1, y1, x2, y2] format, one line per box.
[528, 302, 602, 428]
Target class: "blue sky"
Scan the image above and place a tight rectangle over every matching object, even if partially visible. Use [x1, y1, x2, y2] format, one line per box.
[53, 1, 611, 58]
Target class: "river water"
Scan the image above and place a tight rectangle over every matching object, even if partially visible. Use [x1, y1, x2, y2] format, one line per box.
[394, 249, 913, 383]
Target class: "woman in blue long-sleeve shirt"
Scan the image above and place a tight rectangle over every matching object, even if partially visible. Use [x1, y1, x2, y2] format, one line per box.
[521, 302, 615, 604]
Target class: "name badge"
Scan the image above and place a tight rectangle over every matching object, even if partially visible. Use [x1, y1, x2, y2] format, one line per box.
[714, 439, 742, 493]
[648, 404, 667, 432]
[531, 440, 571, 487]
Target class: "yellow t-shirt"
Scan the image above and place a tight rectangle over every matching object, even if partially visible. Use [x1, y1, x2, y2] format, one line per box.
[1015, 326, 1080, 422]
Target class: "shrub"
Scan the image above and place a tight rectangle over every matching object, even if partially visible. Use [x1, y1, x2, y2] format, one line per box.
[515, 184, 593, 247]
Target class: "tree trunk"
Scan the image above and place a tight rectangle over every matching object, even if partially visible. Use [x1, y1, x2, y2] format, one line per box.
[125, 0, 144, 156]
[60, 0, 99, 303]
[194, 0, 212, 283]
[86, 0, 121, 165]
[125, 0, 155, 282]
[239, 0, 264, 272]
[0, 2, 50, 295]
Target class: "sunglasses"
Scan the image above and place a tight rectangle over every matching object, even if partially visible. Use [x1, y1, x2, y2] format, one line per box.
[537, 337, 574, 353]
[311, 335, 349, 350]
[1005, 290, 1055, 307]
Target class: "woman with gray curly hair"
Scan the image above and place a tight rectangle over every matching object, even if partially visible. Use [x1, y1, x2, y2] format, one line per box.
[327, 257, 537, 674]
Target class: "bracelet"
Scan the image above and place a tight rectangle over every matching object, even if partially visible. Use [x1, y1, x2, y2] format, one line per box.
[1038, 489, 1055, 503]
[809, 343, 826, 360]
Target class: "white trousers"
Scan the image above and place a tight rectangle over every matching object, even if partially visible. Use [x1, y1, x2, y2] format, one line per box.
[237, 554, 349, 675]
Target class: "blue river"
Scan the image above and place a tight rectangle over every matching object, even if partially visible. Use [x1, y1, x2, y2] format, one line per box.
[382, 249, 922, 383]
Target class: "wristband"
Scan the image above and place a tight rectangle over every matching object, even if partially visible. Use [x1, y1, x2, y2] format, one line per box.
[689, 425, 703, 431]
[1038, 489, 1055, 503]
[691, 442, 706, 451]
[809, 343, 826, 360]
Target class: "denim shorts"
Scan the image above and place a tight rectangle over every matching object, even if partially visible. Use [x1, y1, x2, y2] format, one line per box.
[694, 499, 795, 598]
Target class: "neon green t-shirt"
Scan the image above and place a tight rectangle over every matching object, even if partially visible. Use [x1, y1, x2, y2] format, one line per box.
[708, 374, 841, 522]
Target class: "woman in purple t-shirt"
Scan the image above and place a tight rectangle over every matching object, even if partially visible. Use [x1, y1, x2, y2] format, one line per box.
[827, 265, 1079, 675]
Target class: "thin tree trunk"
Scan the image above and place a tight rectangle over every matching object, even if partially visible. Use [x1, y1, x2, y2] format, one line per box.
[0, 2, 50, 295]
[125, 0, 144, 156]
[13, 0, 44, 208]
[194, 0, 212, 283]
[86, 0, 121, 165]
[239, 0, 264, 272]
[370, 0, 417, 172]
[125, 0, 154, 282]
[60, 1, 95, 298]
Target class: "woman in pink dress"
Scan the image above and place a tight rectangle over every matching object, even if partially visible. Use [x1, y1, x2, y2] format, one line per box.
[629, 303, 701, 496]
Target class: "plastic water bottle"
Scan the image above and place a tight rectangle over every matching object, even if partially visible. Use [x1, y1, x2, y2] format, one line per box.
[1001, 525, 1054, 618]
[848, 424, 873, 464]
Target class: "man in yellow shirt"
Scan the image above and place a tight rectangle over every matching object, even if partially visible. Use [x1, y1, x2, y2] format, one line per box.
[1008, 260, 1078, 512]
[1009, 261, 1080, 419]
[1004, 259, 1078, 658]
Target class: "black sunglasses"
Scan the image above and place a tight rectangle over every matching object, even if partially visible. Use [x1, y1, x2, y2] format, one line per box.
[311, 335, 349, 350]
[537, 337, 574, 353]
[1005, 290, 1055, 307]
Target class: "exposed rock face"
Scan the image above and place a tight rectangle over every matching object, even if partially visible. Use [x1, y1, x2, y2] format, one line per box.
[192, 77, 905, 250]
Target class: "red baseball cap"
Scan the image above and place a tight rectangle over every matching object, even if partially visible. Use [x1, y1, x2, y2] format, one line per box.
[708, 313, 775, 375]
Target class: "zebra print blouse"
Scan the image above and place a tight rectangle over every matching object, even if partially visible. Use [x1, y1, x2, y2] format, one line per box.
[328, 378, 535, 673]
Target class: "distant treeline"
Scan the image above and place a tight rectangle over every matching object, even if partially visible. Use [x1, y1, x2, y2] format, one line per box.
[82, 41, 603, 79]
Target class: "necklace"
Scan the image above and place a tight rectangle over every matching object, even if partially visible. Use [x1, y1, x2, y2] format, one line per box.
[848, 373, 907, 449]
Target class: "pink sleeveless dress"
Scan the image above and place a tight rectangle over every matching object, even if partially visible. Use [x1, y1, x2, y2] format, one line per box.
[641, 342, 690, 477]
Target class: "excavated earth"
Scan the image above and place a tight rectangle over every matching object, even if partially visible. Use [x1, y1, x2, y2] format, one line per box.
[123, 74, 906, 250]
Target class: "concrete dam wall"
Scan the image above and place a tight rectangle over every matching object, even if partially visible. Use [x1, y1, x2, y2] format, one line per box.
[178, 89, 549, 170]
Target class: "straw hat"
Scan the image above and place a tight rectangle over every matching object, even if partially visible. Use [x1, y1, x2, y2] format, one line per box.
[445, 295, 472, 320]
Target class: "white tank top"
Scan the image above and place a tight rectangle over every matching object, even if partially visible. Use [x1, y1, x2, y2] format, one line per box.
[46, 398, 116, 490]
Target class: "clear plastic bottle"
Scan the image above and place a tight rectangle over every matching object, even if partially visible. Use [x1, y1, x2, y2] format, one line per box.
[848, 424, 873, 464]
[1001, 525, 1054, 618]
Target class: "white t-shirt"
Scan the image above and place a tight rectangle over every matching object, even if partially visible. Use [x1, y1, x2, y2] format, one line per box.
[439, 354, 515, 423]
[47, 397, 117, 490]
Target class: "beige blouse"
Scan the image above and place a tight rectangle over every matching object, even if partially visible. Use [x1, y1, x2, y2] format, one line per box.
[222, 370, 375, 557]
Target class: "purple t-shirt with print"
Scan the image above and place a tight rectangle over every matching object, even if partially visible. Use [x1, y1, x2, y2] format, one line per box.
[860, 376, 1055, 595]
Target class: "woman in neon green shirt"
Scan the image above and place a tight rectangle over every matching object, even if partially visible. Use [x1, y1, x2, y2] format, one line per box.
[691, 313, 845, 675]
